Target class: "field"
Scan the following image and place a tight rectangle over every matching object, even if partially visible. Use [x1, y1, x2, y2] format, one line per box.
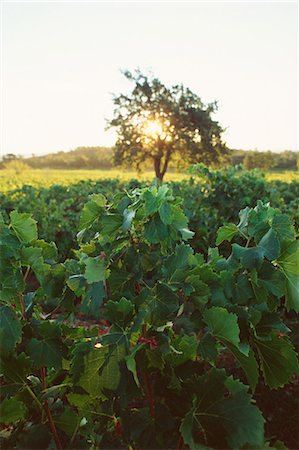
[0, 168, 298, 192]
[1, 166, 299, 450]
[0, 169, 187, 192]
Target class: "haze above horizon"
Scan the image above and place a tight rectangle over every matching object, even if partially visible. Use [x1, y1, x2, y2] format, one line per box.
[1, 1, 298, 157]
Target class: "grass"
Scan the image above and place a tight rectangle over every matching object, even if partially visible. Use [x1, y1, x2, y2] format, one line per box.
[0, 168, 298, 193]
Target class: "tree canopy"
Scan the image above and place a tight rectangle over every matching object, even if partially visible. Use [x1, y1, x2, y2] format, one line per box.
[108, 69, 228, 180]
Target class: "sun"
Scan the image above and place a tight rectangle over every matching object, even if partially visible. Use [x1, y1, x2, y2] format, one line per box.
[142, 120, 164, 138]
[140, 118, 172, 142]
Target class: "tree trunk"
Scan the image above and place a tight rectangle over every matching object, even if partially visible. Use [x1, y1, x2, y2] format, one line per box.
[161, 148, 171, 180]
[154, 142, 172, 182]
[154, 157, 163, 181]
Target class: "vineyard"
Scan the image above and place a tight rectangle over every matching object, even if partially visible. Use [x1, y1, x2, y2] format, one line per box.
[0, 166, 299, 449]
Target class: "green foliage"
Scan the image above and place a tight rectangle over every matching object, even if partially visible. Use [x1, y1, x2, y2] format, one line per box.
[1, 167, 298, 259]
[0, 182, 298, 449]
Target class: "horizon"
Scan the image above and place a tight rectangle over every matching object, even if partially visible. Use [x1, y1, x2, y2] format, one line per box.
[1, 2, 298, 157]
[4, 145, 299, 161]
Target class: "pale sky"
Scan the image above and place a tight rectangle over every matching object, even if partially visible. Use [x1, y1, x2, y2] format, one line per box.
[1, 1, 298, 156]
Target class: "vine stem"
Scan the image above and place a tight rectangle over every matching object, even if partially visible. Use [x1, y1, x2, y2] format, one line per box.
[176, 434, 183, 450]
[19, 294, 26, 320]
[24, 384, 43, 410]
[40, 367, 63, 450]
[23, 266, 30, 282]
[245, 237, 252, 248]
[20, 266, 31, 320]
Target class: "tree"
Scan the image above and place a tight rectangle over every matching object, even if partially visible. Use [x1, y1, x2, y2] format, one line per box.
[244, 151, 274, 171]
[108, 70, 228, 180]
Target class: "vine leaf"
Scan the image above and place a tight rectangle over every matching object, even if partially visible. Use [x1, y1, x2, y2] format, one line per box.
[26, 338, 63, 369]
[159, 201, 173, 225]
[10, 211, 37, 243]
[79, 193, 106, 230]
[78, 344, 126, 398]
[226, 343, 259, 391]
[258, 228, 280, 261]
[254, 335, 299, 389]
[203, 307, 241, 350]
[180, 369, 264, 449]
[277, 241, 299, 312]
[84, 257, 106, 284]
[0, 306, 22, 357]
[0, 397, 27, 424]
[216, 224, 239, 246]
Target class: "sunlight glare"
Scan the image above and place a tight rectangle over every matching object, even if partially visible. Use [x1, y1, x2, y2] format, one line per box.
[142, 120, 164, 138]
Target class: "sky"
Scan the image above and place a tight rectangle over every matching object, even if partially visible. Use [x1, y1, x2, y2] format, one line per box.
[1, 1, 298, 157]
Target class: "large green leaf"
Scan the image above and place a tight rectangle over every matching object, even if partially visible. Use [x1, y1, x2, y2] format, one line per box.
[0, 353, 31, 383]
[255, 312, 290, 337]
[0, 306, 22, 357]
[101, 214, 124, 235]
[26, 338, 63, 369]
[78, 344, 126, 398]
[10, 211, 37, 243]
[0, 398, 27, 424]
[33, 239, 58, 262]
[79, 193, 106, 230]
[162, 244, 193, 283]
[21, 246, 43, 267]
[258, 228, 280, 261]
[232, 244, 265, 270]
[54, 408, 80, 436]
[285, 273, 299, 313]
[144, 216, 169, 244]
[218, 390, 264, 449]
[180, 369, 264, 449]
[166, 335, 198, 367]
[84, 257, 106, 283]
[203, 307, 241, 349]
[80, 281, 105, 318]
[122, 208, 135, 232]
[254, 335, 299, 389]
[159, 201, 173, 225]
[247, 203, 272, 242]
[258, 264, 285, 298]
[198, 333, 218, 363]
[216, 224, 239, 246]
[142, 283, 179, 323]
[143, 189, 159, 216]
[106, 297, 134, 326]
[272, 213, 296, 242]
[277, 241, 299, 275]
[277, 241, 299, 312]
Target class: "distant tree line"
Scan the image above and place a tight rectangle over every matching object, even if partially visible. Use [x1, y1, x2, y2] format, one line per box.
[0, 147, 113, 170]
[229, 149, 298, 171]
[0, 147, 298, 171]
